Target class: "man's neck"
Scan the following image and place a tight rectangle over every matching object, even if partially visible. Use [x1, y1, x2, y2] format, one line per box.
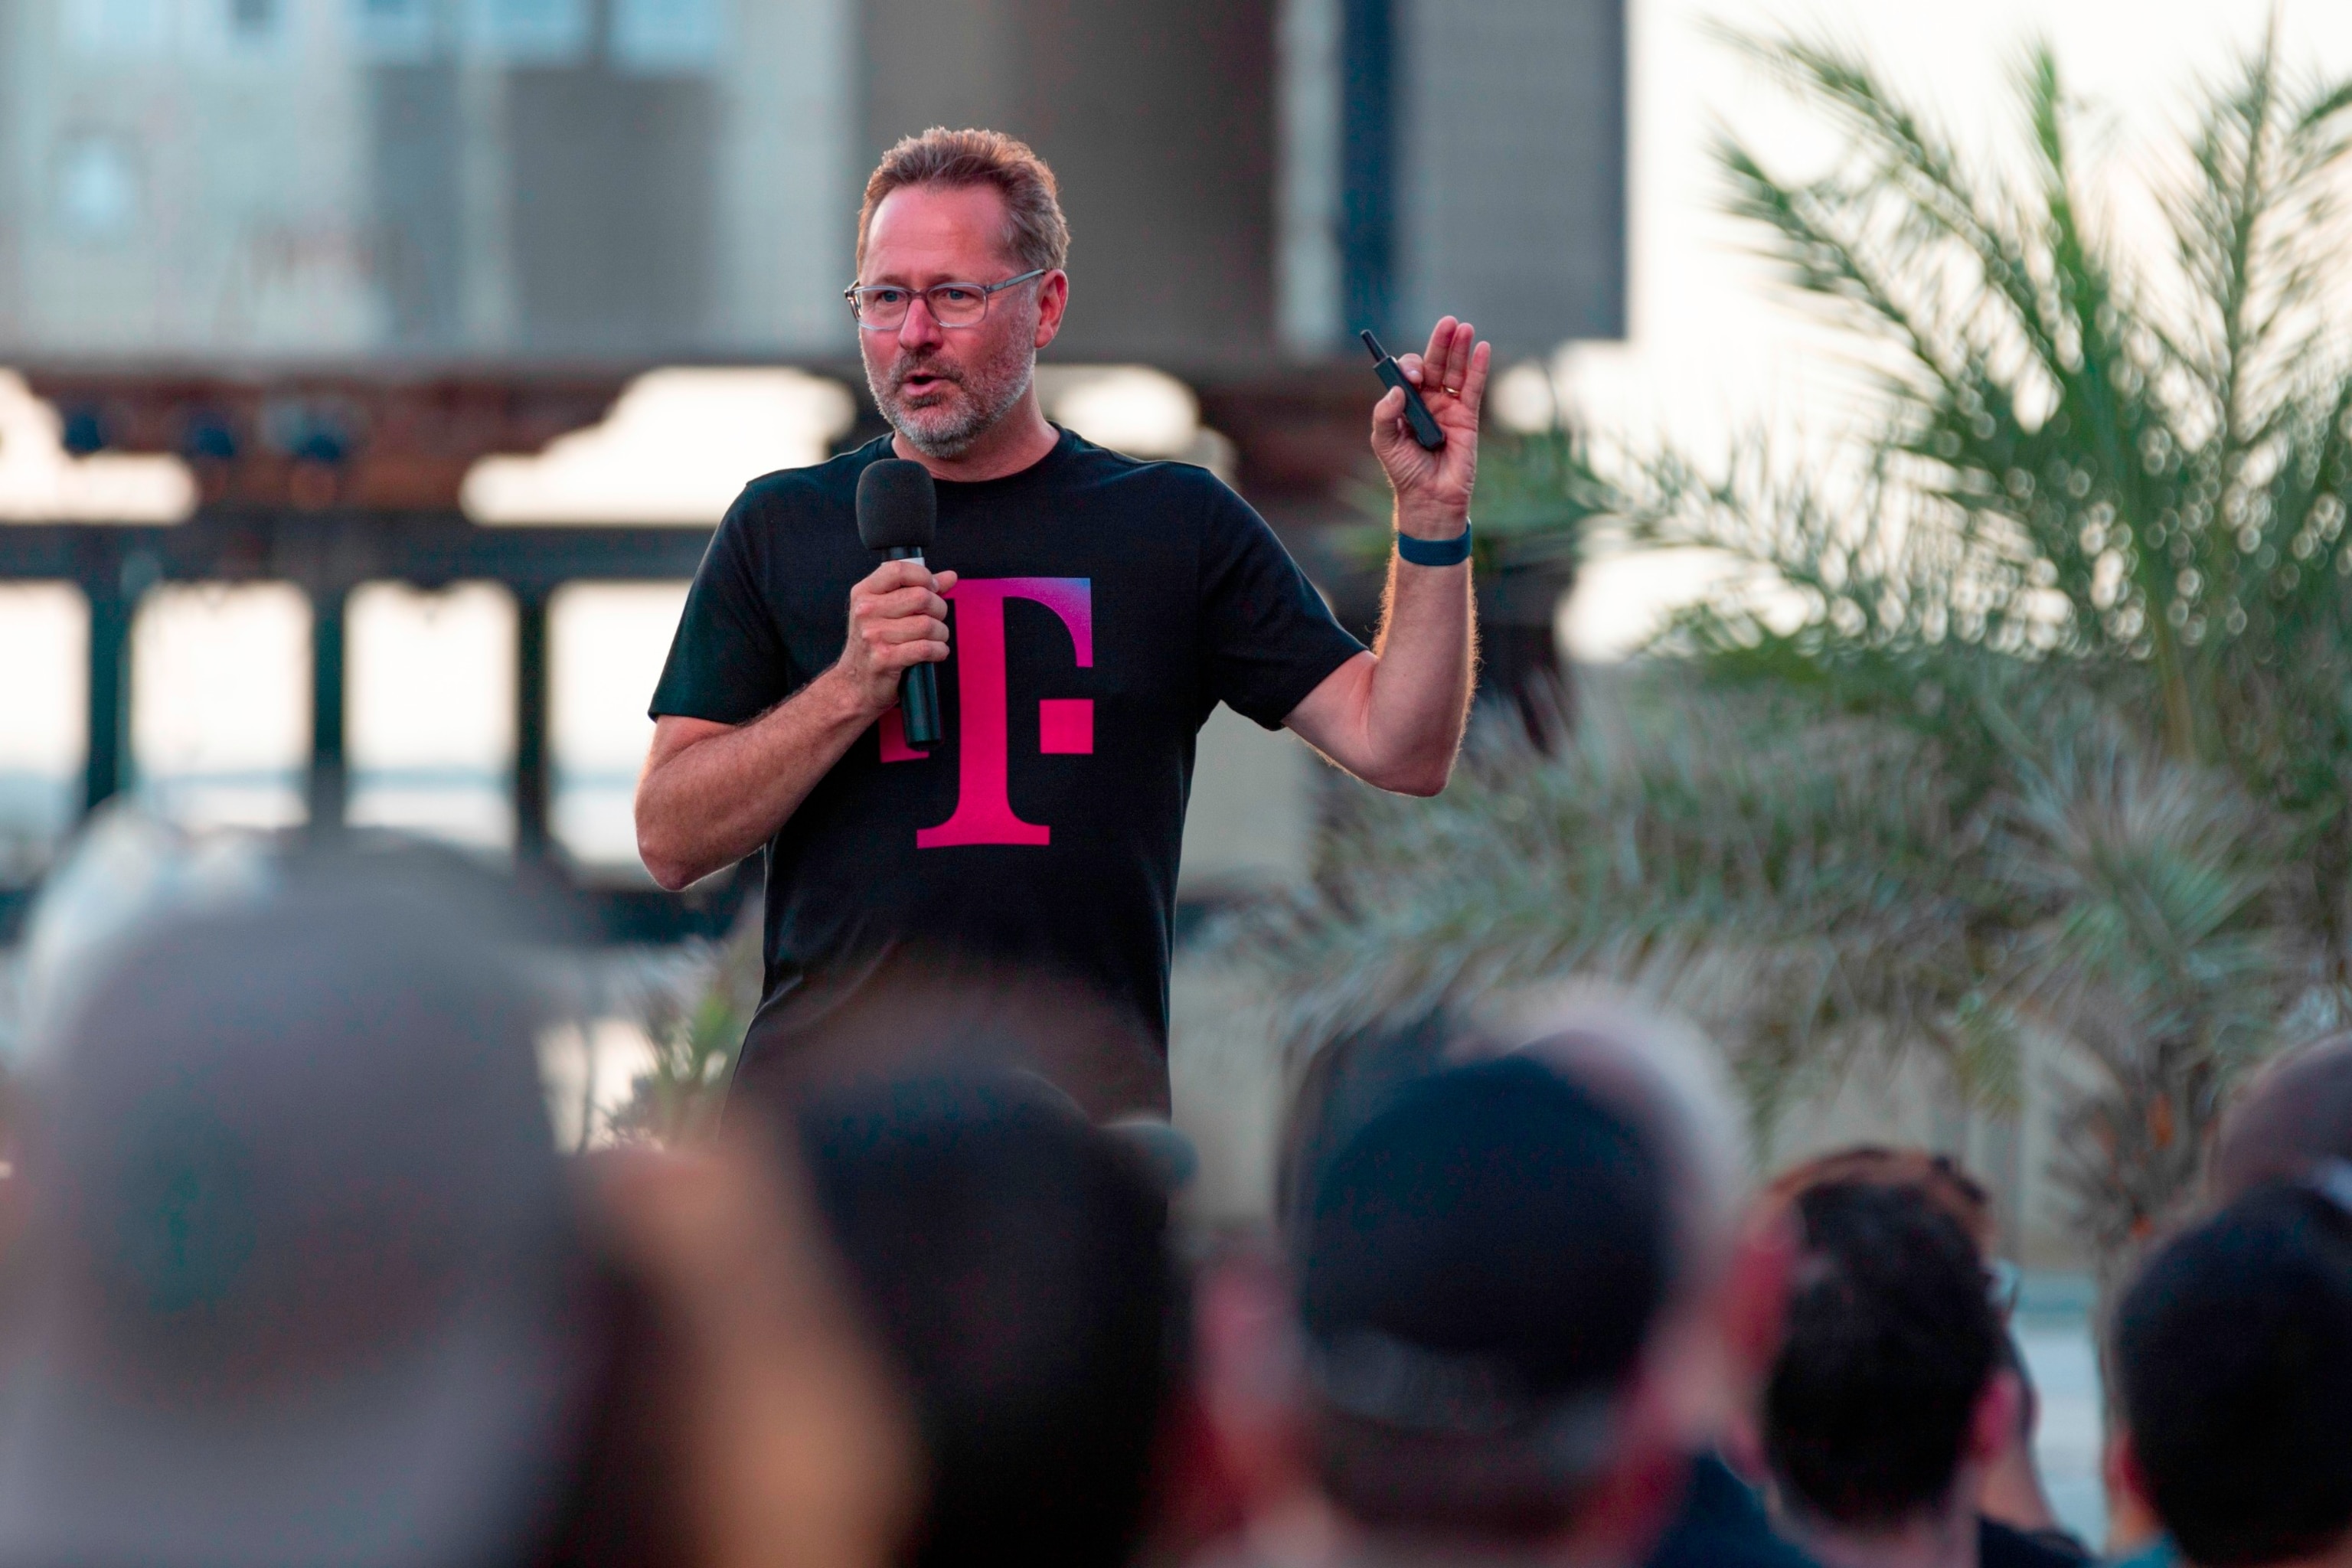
[893, 388, 1060, 482]
[1795, 1504, 1978, 1568]
[2240, 1528, 2352, 1568]
[1241, 1493, 1625, 1568]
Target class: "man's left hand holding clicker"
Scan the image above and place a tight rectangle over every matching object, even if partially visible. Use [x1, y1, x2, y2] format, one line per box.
[1283, 316, 1488, 796]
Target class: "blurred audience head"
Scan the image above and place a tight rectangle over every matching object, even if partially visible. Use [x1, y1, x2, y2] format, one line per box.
[1761, 1144, 2067, 1545]
[0, 869, 593, 1568]
[1287, 1048, 1690, 1556]
[2112, 1176, 2352, 1568]
[1765, 1147, 1995, 1259]
[1273, 1008, 1455, 1236]
[1763, 1180, 2017, 1551]
[1204, 998, 1781, 1564]
[797, 1070, 1174, 1568]
[1280, 993, 1764, 1321]
[2210, 1035, 2352, 1203]
[1492, 993, 1792, 1478]
[1495, 991, 1754, 1283]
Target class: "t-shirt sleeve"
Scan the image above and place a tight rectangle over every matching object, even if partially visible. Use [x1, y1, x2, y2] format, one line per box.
[648, 489, 793, 724]
[1196, 479, 1367, 730]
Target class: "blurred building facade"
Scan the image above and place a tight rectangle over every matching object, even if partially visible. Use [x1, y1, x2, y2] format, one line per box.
[0, 0, 1626, 926]
[0, 0, 1622, 368]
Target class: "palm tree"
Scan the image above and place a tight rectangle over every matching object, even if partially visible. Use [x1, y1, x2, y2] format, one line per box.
[1234, 30, 2352, 1271]
[1646, 26, 2352, 933]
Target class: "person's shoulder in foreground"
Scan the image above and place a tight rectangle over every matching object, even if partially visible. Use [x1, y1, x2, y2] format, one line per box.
[1978, 1517, 2092, 1568]
[1646, 1452, 1825, 1568]
[2109, 1172, 2352, 1568]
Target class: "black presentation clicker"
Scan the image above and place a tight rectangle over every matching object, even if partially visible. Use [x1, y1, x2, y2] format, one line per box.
[1361, 329, 1448, 451]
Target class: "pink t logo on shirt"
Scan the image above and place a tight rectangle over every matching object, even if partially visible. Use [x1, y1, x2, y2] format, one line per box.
[877, 577, 1093, 847]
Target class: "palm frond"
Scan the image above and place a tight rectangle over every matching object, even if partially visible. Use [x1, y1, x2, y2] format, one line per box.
[1242, 31, 2352, 1272]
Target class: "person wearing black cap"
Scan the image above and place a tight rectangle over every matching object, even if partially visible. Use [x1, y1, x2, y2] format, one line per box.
[1200, 1053, 1697, 1566]
[2108, 1171, 2352, 1568]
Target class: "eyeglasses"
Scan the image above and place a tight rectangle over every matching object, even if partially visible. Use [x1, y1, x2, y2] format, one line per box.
[843, 269, 1048, 331]
[1985, 1259, 2020, 1316]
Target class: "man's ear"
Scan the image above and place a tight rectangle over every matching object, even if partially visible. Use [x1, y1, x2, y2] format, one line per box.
[2102, 1426, 2171, 1557]
[1033, 270, 1069, 349]
[1723, 1206, 1798, 1387]
[1968, 1369, 2025, 1467]
[2105, 1428, 2158, 1518]
[1697, 1204, 1797, 1478]
[1194, 1246, 1312, 1511]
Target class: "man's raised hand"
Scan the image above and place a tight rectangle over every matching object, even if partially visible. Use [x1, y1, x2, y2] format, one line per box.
[832, 559, 957, 715]
[1370, 316, 1491, 539]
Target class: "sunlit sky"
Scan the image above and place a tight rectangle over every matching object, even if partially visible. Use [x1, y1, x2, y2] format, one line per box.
[8, 0, 2352, 853]
[1555, 0, 2352, 656]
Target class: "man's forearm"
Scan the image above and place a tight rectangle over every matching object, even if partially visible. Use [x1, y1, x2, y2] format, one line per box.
[1361, 540, 1476, 791]
[636, 671, 879, 890]
[1282, 315, 1485, 797]
[1284, 535, 1475, 796]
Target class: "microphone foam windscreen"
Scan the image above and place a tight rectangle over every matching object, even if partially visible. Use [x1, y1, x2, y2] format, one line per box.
[857, 458, 937, 551]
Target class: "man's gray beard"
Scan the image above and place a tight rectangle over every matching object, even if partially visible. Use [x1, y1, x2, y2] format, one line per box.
[871, 350, 1035, 460]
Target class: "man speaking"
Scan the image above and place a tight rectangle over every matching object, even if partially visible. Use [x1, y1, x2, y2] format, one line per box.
[635, 128, 1486, 1118]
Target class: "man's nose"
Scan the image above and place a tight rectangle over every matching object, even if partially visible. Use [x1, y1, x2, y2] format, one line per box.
[897, 296, 946, 351]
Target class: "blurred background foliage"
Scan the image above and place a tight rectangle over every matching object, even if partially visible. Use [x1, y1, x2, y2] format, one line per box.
[613, 910, 763, 1146]
[1237, 28, 2352, 1273]
[1344, 425, 1609, 747]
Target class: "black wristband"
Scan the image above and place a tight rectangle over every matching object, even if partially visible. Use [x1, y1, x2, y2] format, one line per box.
[1396, 521, 1472, 567]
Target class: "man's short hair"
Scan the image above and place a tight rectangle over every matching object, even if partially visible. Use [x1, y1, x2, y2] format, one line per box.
[858, 126, 1071, 275]
[1765, 1180, 2002, 1527]
[2115, 1181, 2352, 1568]
[798, 1072, 1171, 1568]
[1294, 1054, 1672, 1541]
[1765, 1145, 1996, 1256]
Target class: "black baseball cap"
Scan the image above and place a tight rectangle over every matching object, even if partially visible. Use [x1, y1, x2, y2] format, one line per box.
[0, 875, 596, 1568]
[2116, 1172, 2352, 1568]
[1295, 1054, 1671, 1519]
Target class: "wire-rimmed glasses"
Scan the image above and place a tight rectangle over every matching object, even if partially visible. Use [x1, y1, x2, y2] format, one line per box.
[843, 269, 1048, 332]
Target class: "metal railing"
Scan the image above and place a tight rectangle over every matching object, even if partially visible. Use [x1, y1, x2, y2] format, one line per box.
[0, 510, 752, 942]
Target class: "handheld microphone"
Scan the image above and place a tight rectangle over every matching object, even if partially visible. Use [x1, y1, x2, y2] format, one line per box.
[855, 458, 943, 747]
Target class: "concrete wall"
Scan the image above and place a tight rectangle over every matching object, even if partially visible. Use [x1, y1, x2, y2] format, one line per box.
[1319, 0, 1626, 358]
[0, 0, 854, 361]
[861, 0, 1279, 368]
[1395, 0, 1625, 354]
[0, 0, 1628, 368]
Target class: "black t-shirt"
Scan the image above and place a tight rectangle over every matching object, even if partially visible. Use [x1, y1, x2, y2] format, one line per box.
[649, 429, 1364, 1112]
